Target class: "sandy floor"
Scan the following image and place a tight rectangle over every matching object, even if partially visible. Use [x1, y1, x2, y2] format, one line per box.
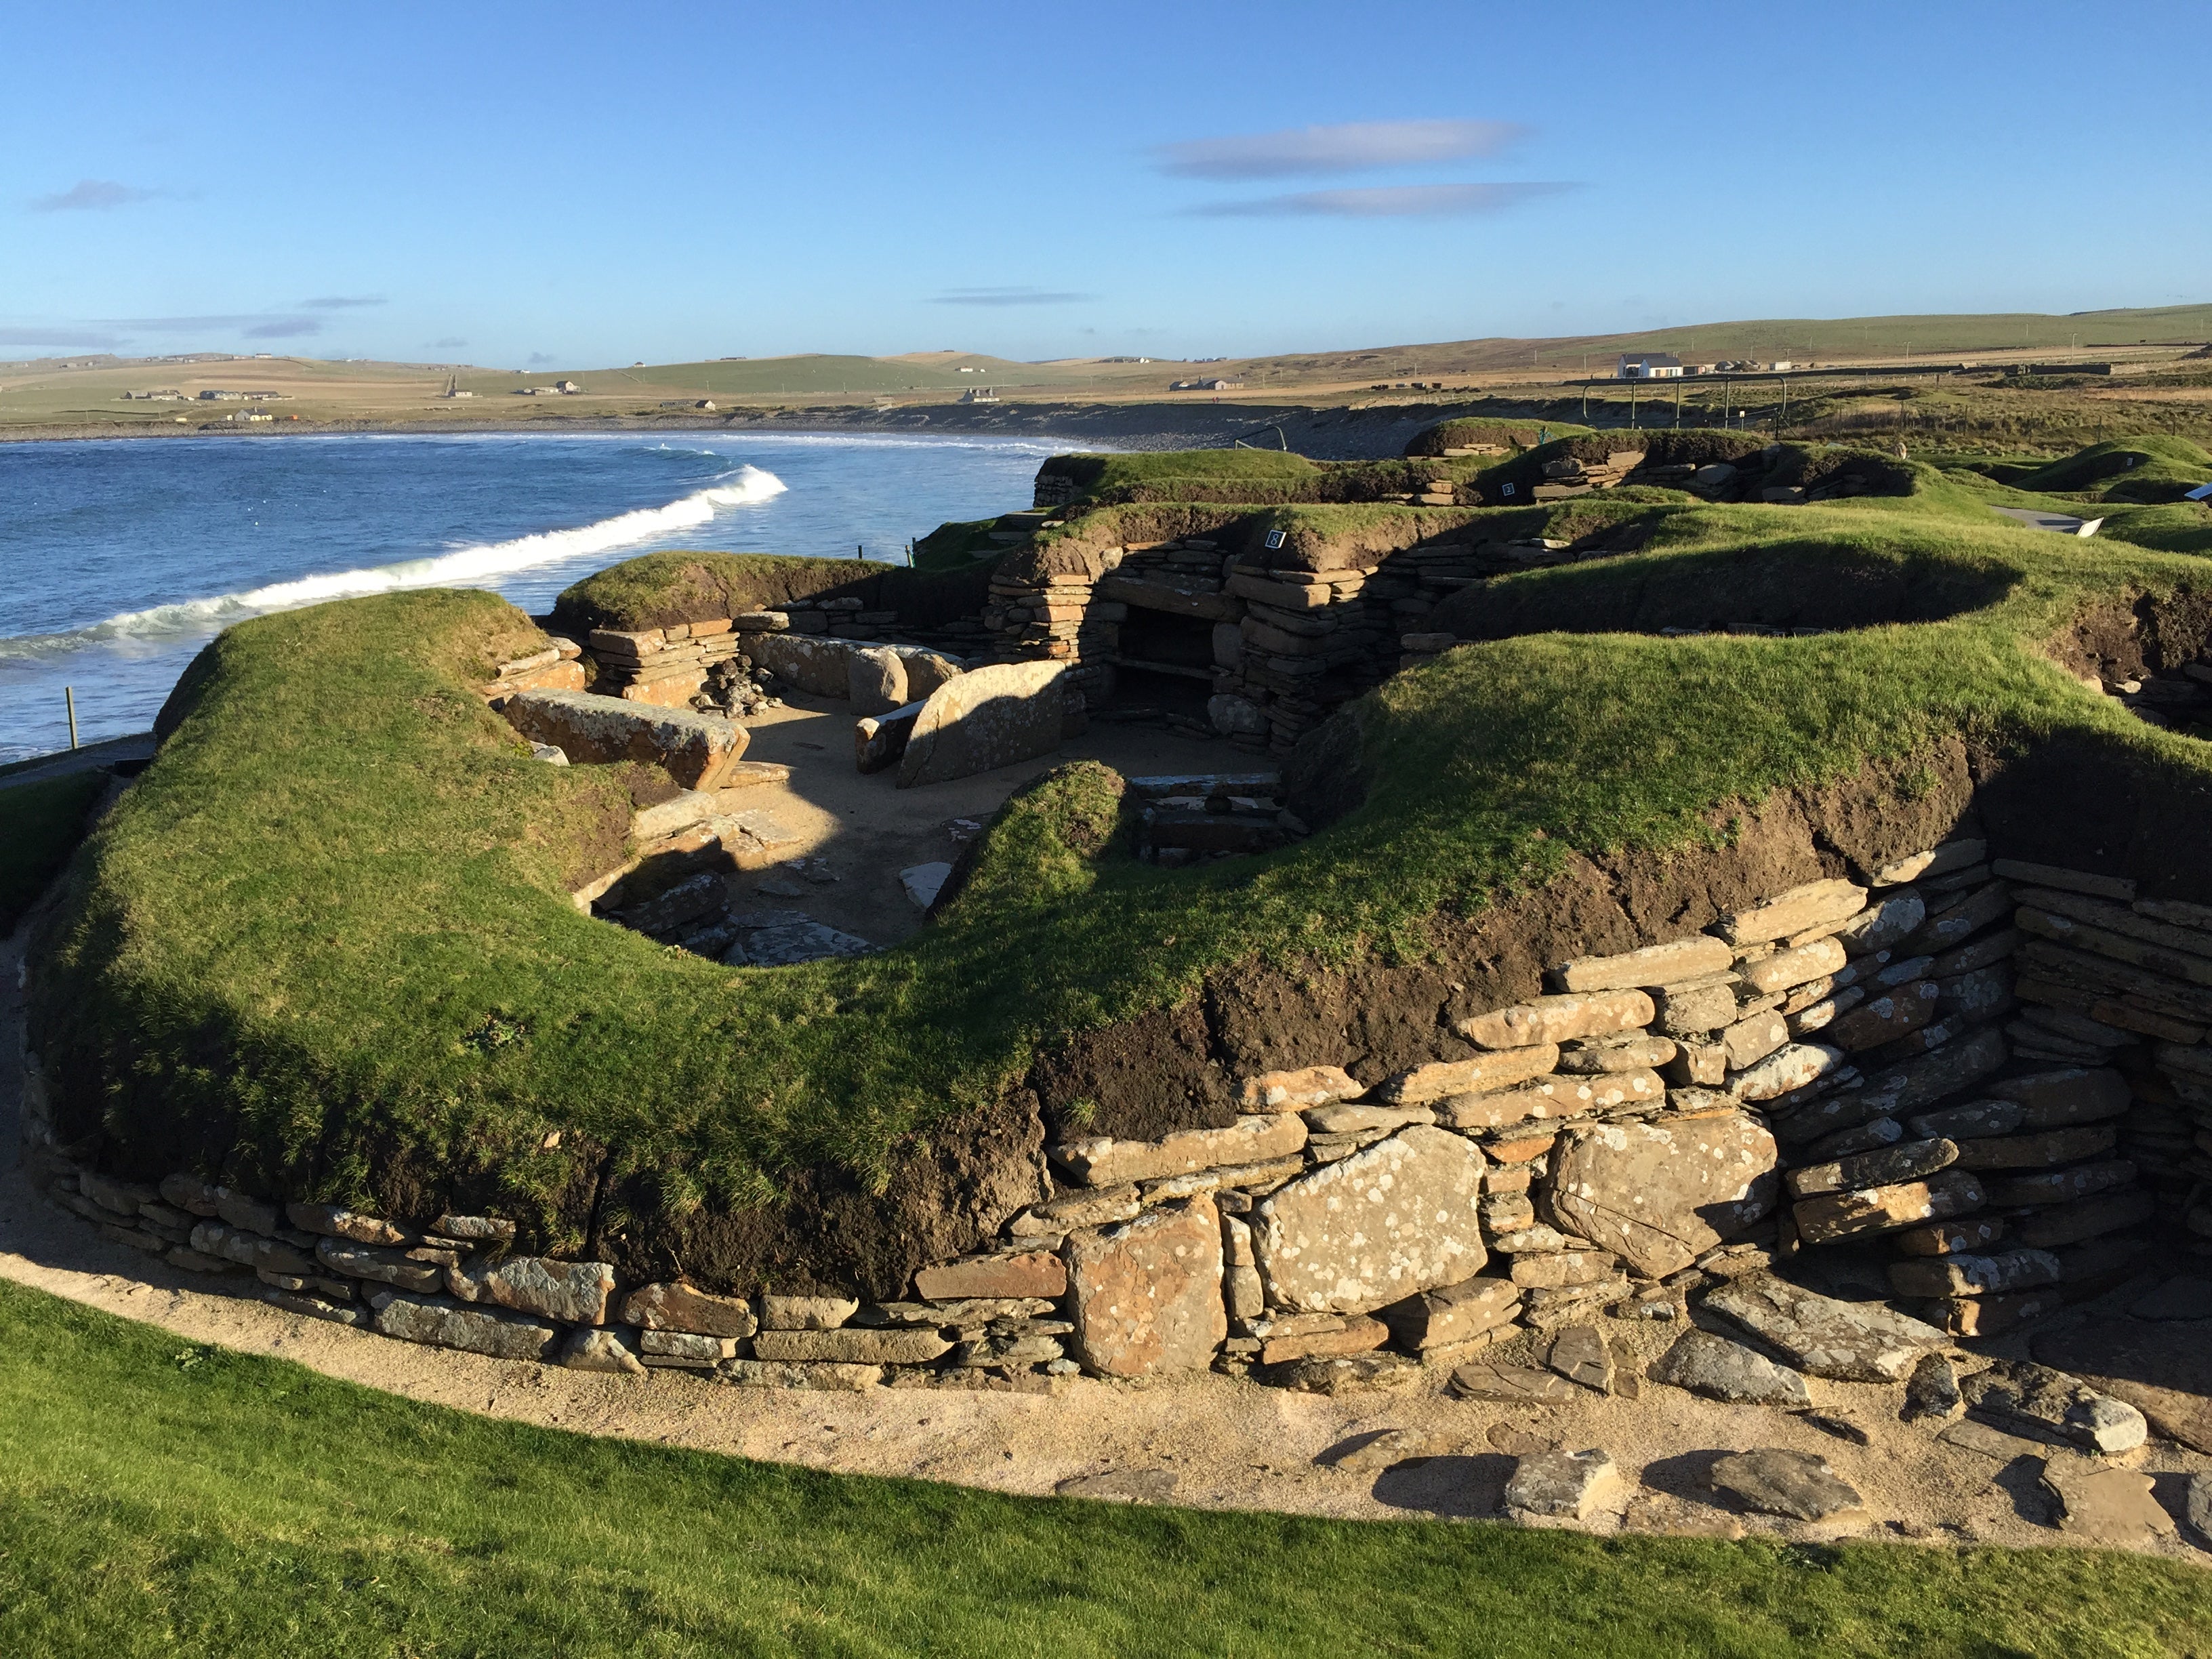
[5, 799, 2210, 1559]
[701, 692, 1251, 947]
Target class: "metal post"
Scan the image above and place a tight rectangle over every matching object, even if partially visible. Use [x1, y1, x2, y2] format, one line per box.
[65, 686, 79, 750]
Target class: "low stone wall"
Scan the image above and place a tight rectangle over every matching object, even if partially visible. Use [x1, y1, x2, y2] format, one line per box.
[30, 834, 2196, 1397]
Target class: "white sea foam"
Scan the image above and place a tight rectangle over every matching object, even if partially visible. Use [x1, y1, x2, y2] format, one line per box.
[0, 464, 786, 661]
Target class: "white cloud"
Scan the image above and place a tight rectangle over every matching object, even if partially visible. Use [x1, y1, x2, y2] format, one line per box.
[1155, 119, 1526, 180]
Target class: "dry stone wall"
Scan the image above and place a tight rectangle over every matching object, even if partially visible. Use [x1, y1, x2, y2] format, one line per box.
[35, 830, 2200, 1398]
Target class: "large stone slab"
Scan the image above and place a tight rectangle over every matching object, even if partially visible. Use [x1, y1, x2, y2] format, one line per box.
[504, 690, 747, 789]
[1716, 880, 1869, 946]
[914, 1250, 1067, 1300]
[619, 1281, 759, 1338]
[369, 1291, 557, 1361]
[2034, 1317, 2212, 1454]
[1555, 936, 1734, 992]
[1376, 1045, 1558, 1105]
[1053, 1113, 1307, 1187]
[1063, 1195, 1225, 1377]
[1507, 1449, 1622, 1520]
[749, 632, 856, 696]
[1253, 1126, 1487, 1314]
[450, 1254, 616, 1325]
[1456, 989, 1654, 1050]
[1704, 1271, 1945, 1381]
[1962, 1359, 2148, 1454]
[751, 1328, 952, 1365]
[1792, 1170, 1985, 1246]
[1650, 1328, 1810, 1407]
[2041, 1462, 2177, 1546]
[898, 662, 1065, 787]
[848, 645, 908, 715]
[1708, 1448, 1862, 1521]
[1542, 1111, 1778, 1277]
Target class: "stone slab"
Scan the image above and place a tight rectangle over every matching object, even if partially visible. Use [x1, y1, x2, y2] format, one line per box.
[1064, 1195, 1225, 1377]
[898, 661, 1065, 788]
[1544, 1111, 1778, 1277]
[503, 689, 747, 790]
[1253, 1126, 1487, 1314]
[1704, 1270, 1944, 1381]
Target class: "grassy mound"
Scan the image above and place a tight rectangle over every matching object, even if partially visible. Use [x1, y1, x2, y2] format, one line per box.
[2003, 435, 2212, 502]
[30, 436, 2212, 1294]
[1404, 417, 1590, 457]
[550, 549, 998, 636]
[9, 1282, 2208, 1657]
[1031, 449, 1490, 508]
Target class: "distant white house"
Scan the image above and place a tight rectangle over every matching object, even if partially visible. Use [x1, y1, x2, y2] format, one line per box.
[554, 380, 582, 394]
[1171, 377, 1240, 391]
[1616, 353, 1685, 380]
[958, 386, 998, 403]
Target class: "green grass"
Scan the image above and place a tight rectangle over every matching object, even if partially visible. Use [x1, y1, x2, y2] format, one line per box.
[0, 771, 104, 931]
[28, 436, 2212, 1288]
[1, 1279, 2205, 1658]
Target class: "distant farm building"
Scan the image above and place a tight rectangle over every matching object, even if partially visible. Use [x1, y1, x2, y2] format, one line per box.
[1616, 353, 1685, 380]
[1171, 377, 1240, 391]
[958, 386, 999, 403]
[555, 380, 583, 394]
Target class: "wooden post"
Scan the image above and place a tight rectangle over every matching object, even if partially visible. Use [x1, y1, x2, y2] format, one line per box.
[65, 686, 79, 750]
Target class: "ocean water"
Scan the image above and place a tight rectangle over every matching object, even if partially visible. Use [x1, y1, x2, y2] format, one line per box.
[0, 431, 1069, 763]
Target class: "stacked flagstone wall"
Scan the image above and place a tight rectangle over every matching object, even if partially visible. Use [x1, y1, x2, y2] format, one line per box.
[25, 831, 2204, 1395]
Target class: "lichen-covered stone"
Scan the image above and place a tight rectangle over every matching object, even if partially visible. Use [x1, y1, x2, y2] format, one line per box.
[1704, 1271, 1945, 1381]
[1064, 1195, 1225, 1377]
[1717, 879, 1869, 946]
[503, 689, 748, 788]
[1253, 1126, 1487, 1314]
[369, 1291, 557, 1360]
[1456, 989, 1654, 1050]
[1543, 1112, 1777, 1277]
[619, 1281, 759, 1338]
[1556, 937, 1733, 992]
[1054, 1113, 1307, 1187]
[450, 1254, 616, 1325]
[897, 661, 1065, 787]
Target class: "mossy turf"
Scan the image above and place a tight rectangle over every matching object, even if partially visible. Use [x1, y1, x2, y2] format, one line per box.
[2, 1280, 2207, 1659]
[0, 771, 105, 933]
[29, 439, 2212, 1275]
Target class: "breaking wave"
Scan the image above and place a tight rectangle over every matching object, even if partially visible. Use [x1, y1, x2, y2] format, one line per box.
[0, 465, 786, 660]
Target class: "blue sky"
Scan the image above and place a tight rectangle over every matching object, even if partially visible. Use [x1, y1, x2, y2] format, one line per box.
[4, 1, 2206, 367]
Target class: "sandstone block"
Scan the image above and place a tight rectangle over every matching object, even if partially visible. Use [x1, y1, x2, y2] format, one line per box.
[1668, 1041, 1728, 1086]
[1704, 1271, 1944, 1381]
[1990, 859, 2134, 901]
[2042, 1462, 2176, 1546]
[619, 1281, 759, 1338]
[1254, 1126, 1487, 1313]
[1651, 977, 1739, 1036]
[847, 646, 908, 716]
[1435, 1069, 1663, 1129]
[1906, 1099, 2022, 1141]
[1825, 981, 1940, 1052]
[1557, 1034, 1677, 1074]
[1951, 1126, 2117, 1171]
[1507, 1448, 1623, 1520]
[1730, 1042, 1846, 1102]
[758, 1294, 859, 1330]
[285, 1204, 408, 1246]
[1833, 892, 1926, 955]
[1651, 1328, 1810, 1407]
[1376, 1045, 1558, 1105]
[1064, 1195, 1225, 1377]
[159, 1173, 222, 1216]
[1378, 1275, 1519, 1351]
[2011, 1188, 2156, 1249]
[1053, 1113, 1307, 1187]
[914, 1250, 1067, 1300]
[450, 1255, 616, 1325]
[1717, 880, 1868, 946]
[1720, 1010, 1789, 1069]
[1981, 1160, 2136, 1208]
[560, 1327, 647, 1376]
[1852, 1026, 2009, 1118]
[1709, 1448, 1862, 1521]
[720, 1359, 882, 1391]
[1792, 1170, 1985, 1246]
[432, 1214, 516, 1243]
[315, 1237, 443, 1292]
[1456, 989, 1654, 1050]
[1870, 840, 1985, 886]
[369, 1291, 556, 1361]
[1239, 1065, 1363, 1113]
[751, 1328, 951, 1365]
[1786, 1137, 1958, 1199]
[189, 1222, 314, 1277]
[1893, 1216, 2007, 1255]
[1740, 937, 1850, 996]
[1986, 1067, 2130, 1129]
[1555, 937, 1733, 993]
[1963, 1359, 2146, 1454]
[1888, 1247, 2061, 1298]
[503, 690, 747, 790]
[1450, 1361, 1582, 1404]
[1510, 1250, 1618, 1290]
[1259, 1314, 1388, 1366]
[898, 662, 1065, 787]
[1544, 1111, 1778, 1277]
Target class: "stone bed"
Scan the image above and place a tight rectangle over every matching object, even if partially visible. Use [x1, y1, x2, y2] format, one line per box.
[24, 838, 2211, 1433]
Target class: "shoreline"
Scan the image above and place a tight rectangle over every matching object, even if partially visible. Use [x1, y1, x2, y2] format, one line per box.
[0, 398, 1465, 461]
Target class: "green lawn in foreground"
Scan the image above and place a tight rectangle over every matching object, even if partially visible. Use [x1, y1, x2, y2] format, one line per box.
[0, 1279, 2204, 1658]
[0, 771, 103, 931]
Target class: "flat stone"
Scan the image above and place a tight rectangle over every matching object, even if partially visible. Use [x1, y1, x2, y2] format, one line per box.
[2013, 1189, 2156, 1249]
[157, 1173, 222, 1216]
[1981, 1160, 2137, 1208]
[1985, 1067, 2131, 1129]
[619, 1281, 760, 1338]
[1653, 978, 1742, 1038]
[899, 862, 953, 910]
[1731, 1042, 1847, 1102]
[1008, 1187, 1141, 1235]
[1253, 1126, 1486, 1313]
[2041, 1462, 2176, 1546]
[1329, 1427, 1456, 1473]
[1961, 1360, 2147, 1454]
[1547, 1324, 1615, 1393]
[188, 1222, 315, 1277]
[1450, 1361, 1582, 1404]
[758, 1294, 859, 1330]
[1557, 1033, 1679, 1074]
[1845, 1027, 2010, 1122]
[1259, 1313, 1389, 1366]
[1889, 1248, 2062, 1298]
[1719, 1012, 1789, 1070]
[1272, 1353, 1422, 1395]
[1619, 1494, 1747, 1539]
[451, 1254, 615, 1324]
[914, 1250, 1067, 1300]
[1950, 1127, 2117, 1171]
[1509, 1250, 1618, 1290]
[1826, 983, 1942, 1052]
[432, 1214, 516, 1243]
[1436, 1069, 1663, 1128]
[558, 1327, 647, 1376]
[1786, 1137, 1958, 1198]
[2128, 1277, 2212, 1322]
[719, 1359, 881, 1391]
[1938, 1416, 2048, 1460]
[730, 920, 874, 966]
[262, 1288, 371, 1327]
[1923, 1289, 2065, 1338]
[2187, 1473, 2212, 1544]
[848, 645, 908, 715]
[285, 1204, 408, 1246]
[1457, 989, 1654, 1050]
[1377, 1045, 1559, 1105]
[213, 1189, 283, 1235]
[1833, 893, 1927, 954]
[1650, 1328, 1811, 1407]
[1556, 937, 1734, 993]
[1507, 1449, 1623, 1520]
[314, 1237, 442, 1292]
[751, 1327, 953, 1365]
[1544, 1111, 1778, 1277]
[1054, 1469, 1178, 1503]
[1791, 1170, 1986, 1246]
[1709, 1448, 1862, 1521]
[368, 1291, 556, 1361]
[1054, 1114, 1307, 1187]
[1904, 1099, 2022, 1141]
[1717, 880, 1869, 946]
[1990, 859, 2134, 900]
[504, 689, 747, 789]
[1239, 1065, 1364, 1113]
[898, 661, 1065, 787]
[1378, 1275, 1520, 1351]
[1704, 1271, 1946, 1381]
[1871, 840, 1986, 887]
[1065, 1195, 1225, 1377]
[1740, 937, 1850, 996]
[1303, 1103, 1435, 1135]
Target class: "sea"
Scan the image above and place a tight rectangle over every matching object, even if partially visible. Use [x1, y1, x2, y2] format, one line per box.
[0, 430, 1071, 764]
